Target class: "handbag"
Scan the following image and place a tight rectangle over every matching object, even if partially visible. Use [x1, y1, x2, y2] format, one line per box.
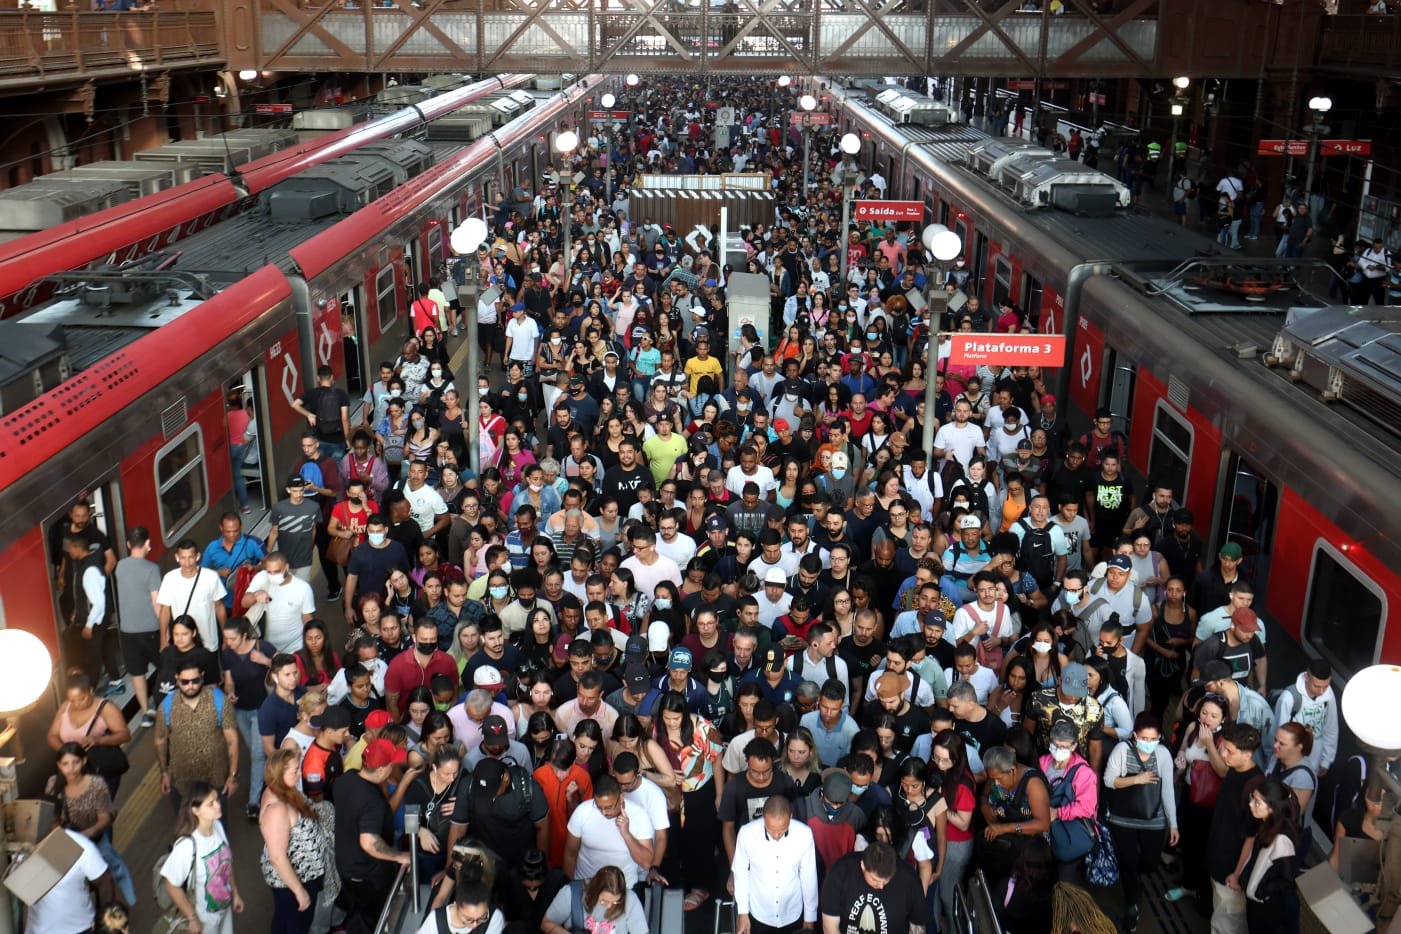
[1047, 763, 1094, 861]
[1084, 818, 1120, 886]
[82, 701, 129, 778]
[327, 533, 354, 567]
[1188, 757, 1223, 807]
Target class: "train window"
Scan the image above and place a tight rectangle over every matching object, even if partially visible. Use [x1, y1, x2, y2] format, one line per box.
[1215, 453, 1278, 590]
[1101, 348, 1136, 437]
[992, 257, 1013, 308]
[427, 227, 443, 275]
[374, 266, 397, 333]
[1304, 543, 1386, 676]
[154, 424, 207, 545]
[1022, 273, 1043, 330]
[1147, 400, 1192, 501]
[940, 201, 950, 227]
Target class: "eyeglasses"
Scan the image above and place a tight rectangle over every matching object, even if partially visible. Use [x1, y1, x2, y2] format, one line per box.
[178, 677, 203, 686]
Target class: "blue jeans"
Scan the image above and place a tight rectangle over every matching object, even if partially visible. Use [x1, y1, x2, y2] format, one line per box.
[318, 441, 347, 461]
[97, 830, 136, 906]
[230, 444, 249, 508]
[235, 707, 266, 804]
[935, 838, 973, 932]
[1229, 218, 1243, 248]
[1249, 202, 1265, 238]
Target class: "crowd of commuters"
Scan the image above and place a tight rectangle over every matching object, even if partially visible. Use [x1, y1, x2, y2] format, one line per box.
[30, 75, 1389, 934]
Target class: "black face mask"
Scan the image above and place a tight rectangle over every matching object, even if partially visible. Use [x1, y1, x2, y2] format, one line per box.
[416, 641, 438, 656]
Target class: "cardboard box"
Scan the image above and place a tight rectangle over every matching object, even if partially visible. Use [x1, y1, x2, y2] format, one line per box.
[2, 828, 82, 906]
[8, 799, 55, 846]
[1297, 861, 1373, 934]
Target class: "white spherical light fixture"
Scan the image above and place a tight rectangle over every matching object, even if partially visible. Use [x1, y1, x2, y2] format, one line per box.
[625, 73, 640, 87]
[931, 230, 963, 262]
[555, 130, 579, 154]
[450, 217, 489, 257]
[0, 630, 52, 714]
[799, 94, 817, 112]
[840, 133, 861, 156]
[1344, 664, 1401, 751]
[601, 93, 616, 108]
[921, 223, 947, 252]
[238, 70, 258, 82]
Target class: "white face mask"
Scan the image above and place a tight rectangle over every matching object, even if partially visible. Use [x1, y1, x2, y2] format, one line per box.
[1050, 745, 1072, 763]
[1032, 641, 1053, 655]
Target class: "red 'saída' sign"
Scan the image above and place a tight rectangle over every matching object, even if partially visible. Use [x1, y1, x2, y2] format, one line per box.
[949, 334, 1068, 367]
[853, 200, 924, 222]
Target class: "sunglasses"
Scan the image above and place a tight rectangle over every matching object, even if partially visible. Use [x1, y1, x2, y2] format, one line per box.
[178, 677, 203, 686]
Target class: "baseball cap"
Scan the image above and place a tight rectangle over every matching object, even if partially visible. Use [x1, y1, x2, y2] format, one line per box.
[362, 738, 408, 770]
[481, 715, 510, 744]
[285, 474, 307, 488]
[1219, 542, 1243, 559]
[1016, 439, 1032, 451]
[831, 451, 850, 470]
[956, 514, 982, 530]
[763, 646, 786, 673]
[363, 710, 393, 732]
[509, 301, 526, 312]
[780, 378, 804, 396]
[1060, 662, 1089, 699]
[624, 663, 650, 694]
[922, 609, 947, 630]
[1200, 659, 1233, 684]
[763, 567, 787, 586]
[310, 707, 352, 731]
[473, 665, 504, 690]
[569, 374, 586, 386]
[1231, 607, 1260, 634]
[553, 633, 573, 664]
[1041, 393, 1056, 404]
[624, 634, 648, 664]
[1173, 508, 1194, 524]
[704, 514, 728, 533]
[773, 418, 791, 432]
[472, 757, 507, 793]
[822, 770, 853, 804]
[648, 621, 672, 653]
[668, 647, 693, 671]
[1106, 555, 1133, 572]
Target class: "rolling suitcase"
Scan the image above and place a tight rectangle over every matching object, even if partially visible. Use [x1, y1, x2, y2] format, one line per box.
[645, 882, 685, 932]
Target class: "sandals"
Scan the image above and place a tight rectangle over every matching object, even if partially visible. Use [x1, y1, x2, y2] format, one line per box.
[683, 889, 709, 912]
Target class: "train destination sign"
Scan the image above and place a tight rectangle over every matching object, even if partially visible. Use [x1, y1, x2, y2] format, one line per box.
[949, 333, 1068, 367]
[853, 200, 924, 222]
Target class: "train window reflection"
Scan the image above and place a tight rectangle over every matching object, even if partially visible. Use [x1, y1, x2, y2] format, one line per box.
[154, 425, 207, 544]
[1304, 543, 1385, 677]
[1148, 401, 1193, 502]
[375, 265, 398, 333]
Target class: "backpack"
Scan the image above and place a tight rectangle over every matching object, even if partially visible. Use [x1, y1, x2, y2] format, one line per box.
[153, 835, 196, 911]
[1085, 577, 1145, 615]
[503, 759, 536, 810]
[313, 387, 343, 432]
[788, 651, 839, 685]
[1314, 753, 1369, 834]
[1015, 518, 1057, 589]
[569, 879, 587, 933]
[161, 686, 227, 730]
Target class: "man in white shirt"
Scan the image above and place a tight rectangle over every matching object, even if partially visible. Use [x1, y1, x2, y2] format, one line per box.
[726, 446, 777, 497]
[402, 461, 449, 537]
[156, 537, 227, 649]
[654, 513, 697, 567]
[241, 552, 316, 652]
[733, 795, 819, 934]
[502, 302, 539, 366]
[933, 398, 986, 469]
[619, 526, 682, 598]
[613, 752, 670, 885]
[563, 775, 656, 888]
[755, 568, 794, 628]
[26, 826, 114, 934]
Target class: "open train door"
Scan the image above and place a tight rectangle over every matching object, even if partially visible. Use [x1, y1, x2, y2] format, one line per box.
[43, 480, 124, 688]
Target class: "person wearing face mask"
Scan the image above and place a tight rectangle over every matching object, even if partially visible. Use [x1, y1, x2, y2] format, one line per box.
[792, 768, 866, 868]
[1102, 712, 1178, 931]
[385, 618, 460, 721]
[343, 514, 410, 628]
[1038, 719, 1100, 877]
[1024, 661, 1106, 772]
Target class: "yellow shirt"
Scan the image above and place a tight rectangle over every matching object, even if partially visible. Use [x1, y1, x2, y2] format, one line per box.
[684, 354, 723, 395]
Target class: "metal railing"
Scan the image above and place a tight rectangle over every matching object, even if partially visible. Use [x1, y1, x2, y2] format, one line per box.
[952, 870, 1006, 934]
[0, 9, 221, 86]
[1318, 13, 1401, 71]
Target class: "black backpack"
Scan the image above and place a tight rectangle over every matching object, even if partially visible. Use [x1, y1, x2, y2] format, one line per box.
[1015, 518, 1057, 589]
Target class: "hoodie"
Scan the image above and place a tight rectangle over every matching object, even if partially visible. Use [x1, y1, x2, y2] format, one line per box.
[1275, 672, 1338, 771]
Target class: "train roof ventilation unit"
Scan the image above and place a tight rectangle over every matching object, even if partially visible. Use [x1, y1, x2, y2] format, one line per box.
[998, 155, 1130, 215]
[966, 140, 1055, 180]
[1269, 305, 1401, 435]
[874, 87, 958, 126]
[263, 158, 396, 221]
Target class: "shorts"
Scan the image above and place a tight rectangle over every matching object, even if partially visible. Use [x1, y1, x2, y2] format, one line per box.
[478, 320, 501, 351]
[120, 631, 160, 679]
[1173, 201, 1187, 216]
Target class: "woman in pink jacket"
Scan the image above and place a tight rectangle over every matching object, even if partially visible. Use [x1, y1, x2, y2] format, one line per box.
[1039, 719, 1101, 880]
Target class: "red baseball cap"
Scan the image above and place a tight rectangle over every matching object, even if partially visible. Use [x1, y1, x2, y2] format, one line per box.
[362, 738, 407, 770]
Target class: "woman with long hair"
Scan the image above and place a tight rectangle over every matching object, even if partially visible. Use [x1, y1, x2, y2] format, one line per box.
[1172, 693, 1228, 906]
[610, 714, 677, 794]
[160, 782, 244, 933]
[154, 616, 221, 700]
[541, 865, 648, 933]
[1143, 576, 1193, 722]
[572, 718, 609, 780]
[1235, 779, 1301, 931]
[45, 670, 132, 795]
[259, 748, 327, 934]
[779, 727, 820, 797]
[1050, 881, 1116, 934]
[294, 621, 338, 688]
[406, 710, 457, 771]
[930, 730, 977, 928]
[989, 656, 1035, 728]
[653, 692, 725, 910]
[47, 742, 137, 907]
[609, 567, 651, 632]
[400, 686, 434, 744]
[518, 607, 557, 675]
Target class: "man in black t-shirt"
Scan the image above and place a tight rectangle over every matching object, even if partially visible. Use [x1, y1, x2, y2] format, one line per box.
[819, 843, 932, 934]
[1206, 724, 1265, 928]
[292, 365, 352, 459]
[599, 438, 652, 514]
[333, 740, 410, 931]
[718, 738, 797, 865]
[838, 609, 887, 714]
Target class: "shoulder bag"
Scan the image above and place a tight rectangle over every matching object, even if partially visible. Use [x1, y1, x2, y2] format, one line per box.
[83, 700, 130, 779]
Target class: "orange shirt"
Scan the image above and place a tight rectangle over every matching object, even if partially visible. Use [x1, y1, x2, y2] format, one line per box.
[533, 763, 593, 868]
